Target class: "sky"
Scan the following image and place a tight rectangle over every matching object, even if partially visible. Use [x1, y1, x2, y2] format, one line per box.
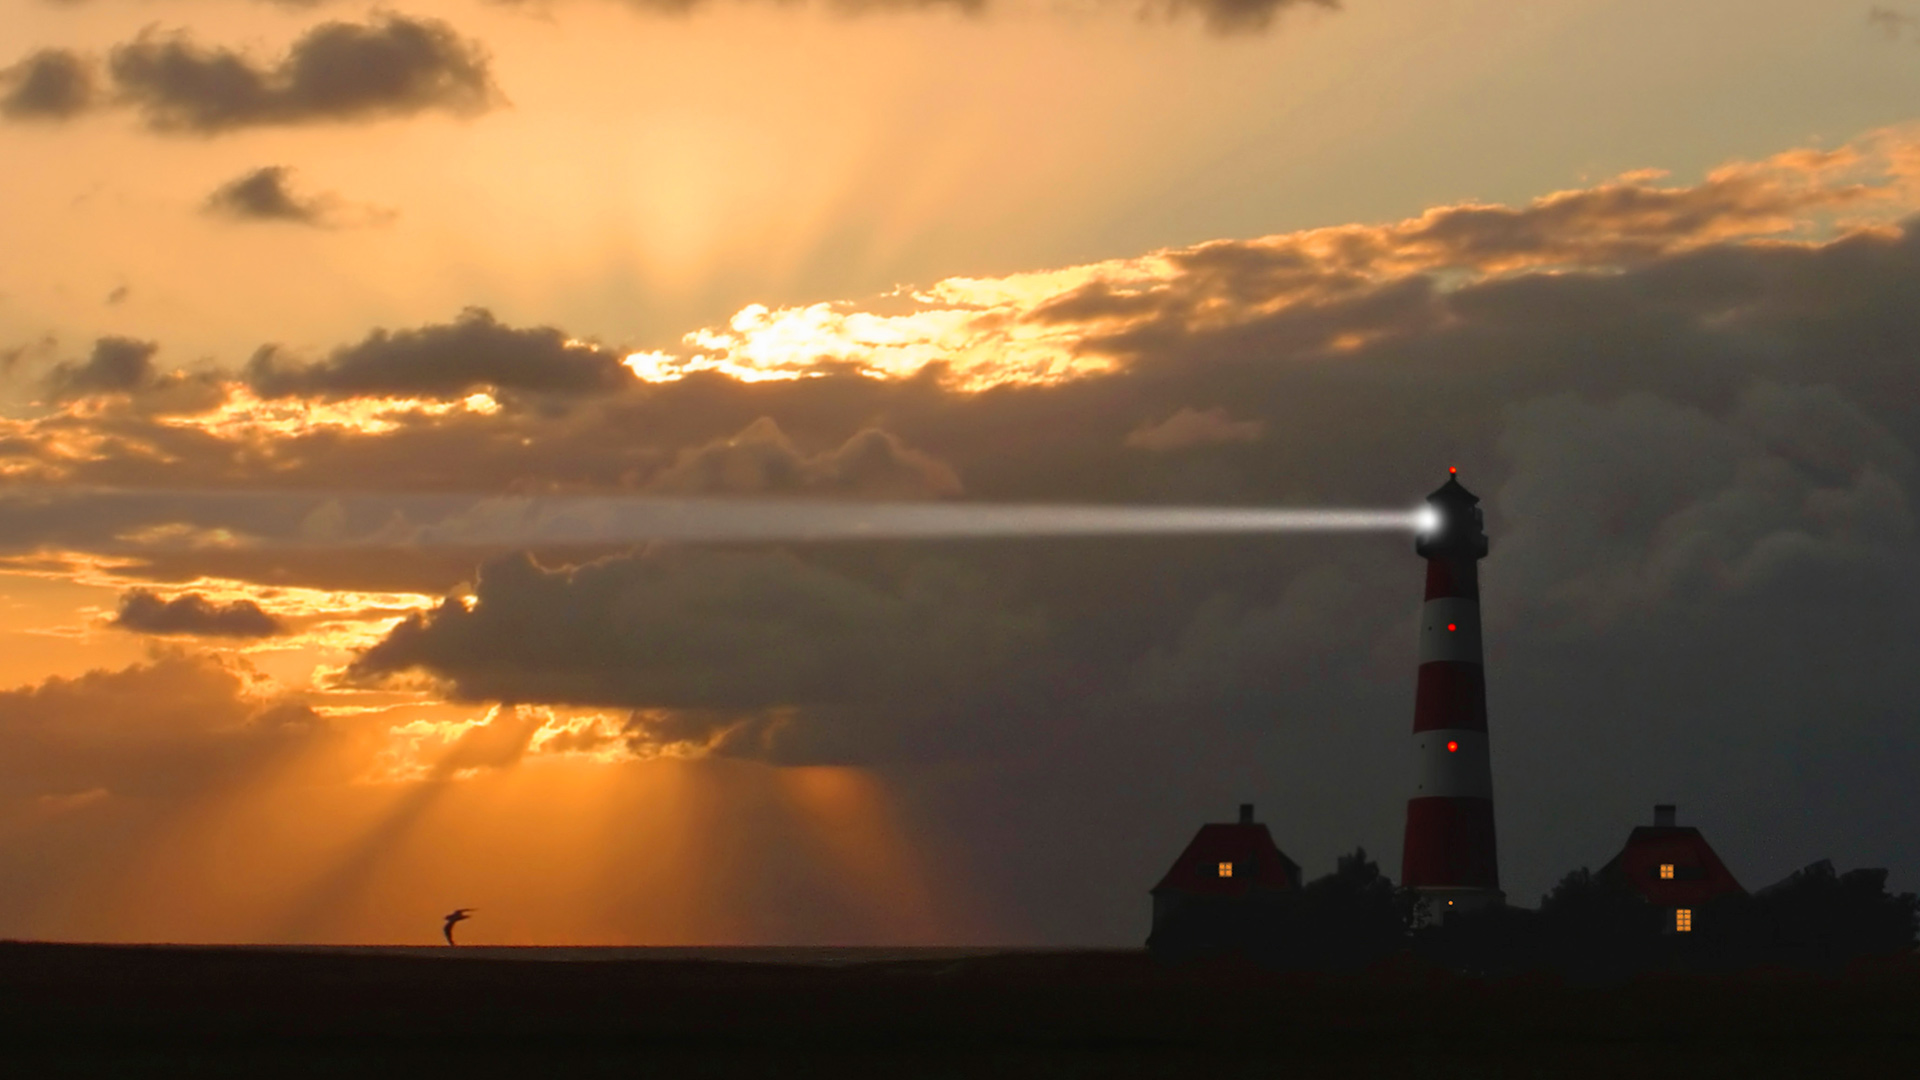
[0, 0, 1916, 945]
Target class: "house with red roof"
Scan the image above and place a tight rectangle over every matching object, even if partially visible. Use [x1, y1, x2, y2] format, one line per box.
[1148, 804, 1301, 951]
[1600, 804, 1745, 934]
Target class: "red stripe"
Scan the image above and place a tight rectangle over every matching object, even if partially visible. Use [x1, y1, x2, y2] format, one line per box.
[1423, 557, 1478, 601]
[1401, 797, 1499, 889]
[1412, 662, 1487, 733]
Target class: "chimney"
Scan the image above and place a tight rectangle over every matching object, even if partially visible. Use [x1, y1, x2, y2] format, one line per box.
[1238, 803, 1254, 825]
[1654, 804, 1676, 827]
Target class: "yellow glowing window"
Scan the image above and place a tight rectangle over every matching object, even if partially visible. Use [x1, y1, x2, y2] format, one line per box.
[1218, 862, 1233, 878]
[1675, 908, 1692, 932]
[1660, 863, 1675, 880]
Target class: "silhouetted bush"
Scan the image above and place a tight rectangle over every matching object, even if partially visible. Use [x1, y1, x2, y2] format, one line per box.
[1411, 861, 1919, 979]
[1416, 903, 1541, 978]
[1273, 848, 1409, 970]
[1149, 847, 1412, 970]
[1532, 865, 1664, 978]
[1747, 862, 1919, 970]
[1152, 855, 1918, 977]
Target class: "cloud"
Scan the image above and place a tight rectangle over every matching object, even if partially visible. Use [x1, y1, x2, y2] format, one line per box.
[1124, 406, 1263, 452]
[1, 335, 60, 375]
[245, 307, 632, 400]
[105, 285, 130, 306]
[45, 336, 158, 397]
[1491, 383, 1915, 627]
[204, 166, 381, 227]
[5, 126, 1920, 938]
[105, 15, 501, 133]
[350, 547, 1049, 760]
[1156, 0, 1337, 35]
[111, 589, 287, 638]
[37, 336, 229, 414]
[0, 48, 95, 120]
[641, 137, 1906, 389]
[650, 417, 962, 497]
[0, 653, 333, 802]
[1868, 6, 1918, 39]
[498, 0, 1329, 34]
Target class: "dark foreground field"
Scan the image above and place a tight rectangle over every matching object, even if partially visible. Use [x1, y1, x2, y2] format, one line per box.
[2, 942, 1916, 1078]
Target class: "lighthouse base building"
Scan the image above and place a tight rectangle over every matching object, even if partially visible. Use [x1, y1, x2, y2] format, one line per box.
[1600, 804, 1744, 934]
[1146, 804, 1301, 957]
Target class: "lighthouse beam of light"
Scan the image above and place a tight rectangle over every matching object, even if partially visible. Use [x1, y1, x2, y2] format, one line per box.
[0, 490, 1443, 551]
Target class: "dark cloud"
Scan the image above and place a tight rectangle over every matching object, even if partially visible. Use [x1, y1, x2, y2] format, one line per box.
[650, 417, 962, 497]
[245, 307, 632, 400]
[0, 49, 96, 120]
[106, 15, 501, 133]
[1124, 406, 1263, 452]
[1, 151, 1919, 935]
[1158, 0, 1338, 35]
[111, 589, 286, 638]
[204, 166, 330, 225]
[301, 215, 1920, 935]
[501, 0, 1328, 34]
[351, 548, 1047, 762]
[105, 285, 130, 306]
[45, 336, 158, 397]
[0, 653, 334, 803]
[1868, 6, 1918, 39]
[37, 336, 229, 414]
[1, 335, 59, 375]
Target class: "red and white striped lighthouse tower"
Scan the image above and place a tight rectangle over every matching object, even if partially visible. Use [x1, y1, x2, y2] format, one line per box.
[1401, 468, 1505, 916]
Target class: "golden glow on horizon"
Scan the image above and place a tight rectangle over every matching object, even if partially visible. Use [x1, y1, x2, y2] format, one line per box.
[168, 387, 506, 440]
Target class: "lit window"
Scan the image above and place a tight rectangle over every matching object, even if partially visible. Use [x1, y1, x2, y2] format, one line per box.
[1218, 862, 1233, 878]
[1660, 863, 1675, 880]
[1675, 908, 1692, 932]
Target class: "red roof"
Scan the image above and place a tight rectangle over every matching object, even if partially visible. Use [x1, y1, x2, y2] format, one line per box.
[1151, 823, 1301, 897]
[1600, 826, 1745, 907]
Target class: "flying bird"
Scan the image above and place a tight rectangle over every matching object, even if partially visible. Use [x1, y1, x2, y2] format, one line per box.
[442, 908, 475, 945]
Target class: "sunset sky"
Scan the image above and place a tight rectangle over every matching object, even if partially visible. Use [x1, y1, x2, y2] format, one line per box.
[1, 0, 1918, 946]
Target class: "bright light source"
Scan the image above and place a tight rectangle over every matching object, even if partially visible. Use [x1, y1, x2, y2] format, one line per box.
[1446, 740, 1459, 753]
[1446, 623, 1457, 632]
[1217, 862, 1233, 878]
[1416, 505, 1442, 534]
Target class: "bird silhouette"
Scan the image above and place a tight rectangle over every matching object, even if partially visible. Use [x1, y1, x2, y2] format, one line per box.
[442, 908, 475, 945]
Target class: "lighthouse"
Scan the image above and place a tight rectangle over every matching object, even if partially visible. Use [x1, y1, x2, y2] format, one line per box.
[1401, 469, 1504, 917]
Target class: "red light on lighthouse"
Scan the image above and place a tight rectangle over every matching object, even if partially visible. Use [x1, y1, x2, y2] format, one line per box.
[1446, 740, 1459, 753]
[1447, 623, 1457, 632]
[1448, 466, 1457, 474]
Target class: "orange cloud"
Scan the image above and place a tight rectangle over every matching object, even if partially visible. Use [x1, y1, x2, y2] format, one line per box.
[629, 128, 1920, 389]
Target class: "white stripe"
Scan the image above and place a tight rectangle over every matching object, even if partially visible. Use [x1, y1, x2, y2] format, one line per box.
[1418, 597, 1482, 665]
[1411, 728, 1493, 799]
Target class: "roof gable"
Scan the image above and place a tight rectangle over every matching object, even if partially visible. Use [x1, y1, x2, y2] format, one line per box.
[1600, 826, 1745, 905]
[1151, 823, 1301, 896]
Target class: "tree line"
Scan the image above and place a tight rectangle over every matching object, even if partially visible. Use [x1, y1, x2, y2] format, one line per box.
[1149, 850, 1920, 977]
